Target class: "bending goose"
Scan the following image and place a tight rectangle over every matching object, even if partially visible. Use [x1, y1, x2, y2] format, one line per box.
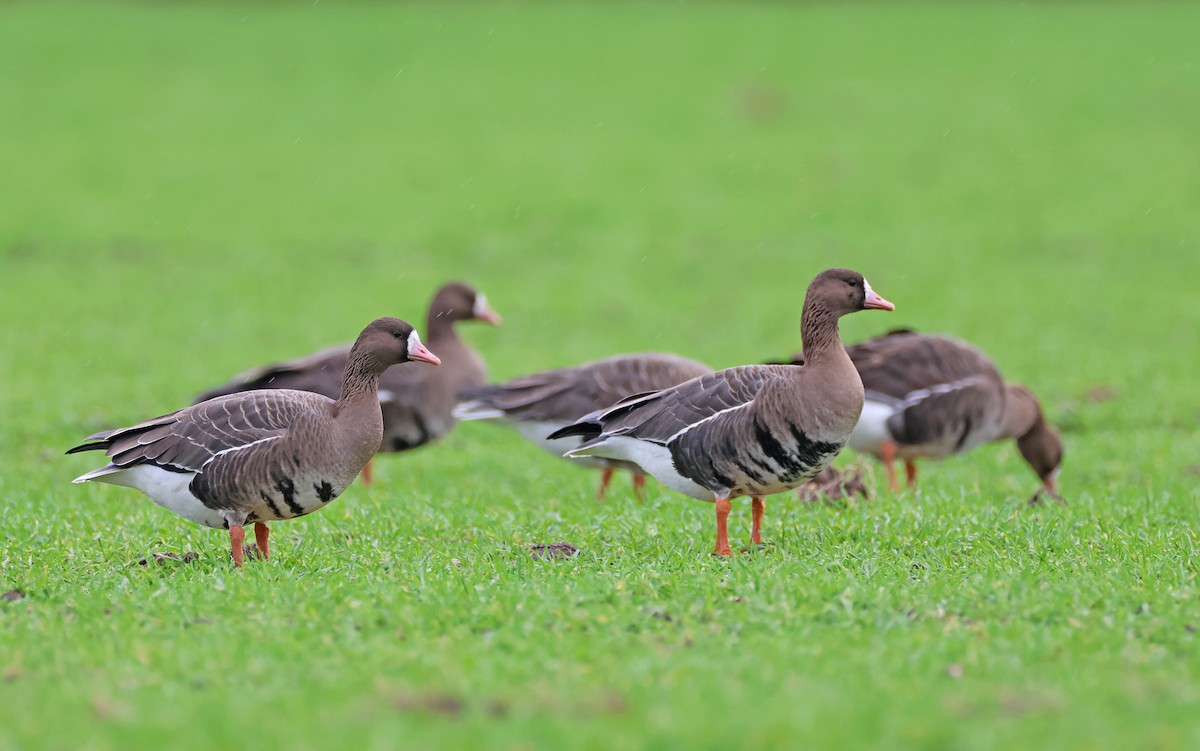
[67, 318, 441, 566]
[549, 269, 894, 555]
[196, 282, 499, 484]
[454, 353, 712, 499]
[839, 329, 1063, 499]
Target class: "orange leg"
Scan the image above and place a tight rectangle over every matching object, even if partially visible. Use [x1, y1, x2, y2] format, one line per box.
[254, 522, 270, 560]
[712, 498, 733, 557]
[596, 466, 615, 500]
[360, 460, 374, 486]
[632, 472, 647, 502]
[880, 441, 899, 493]
[230, 525, 246, 568]
[905, 461, 918, 490]
[750, 496, 766, 546]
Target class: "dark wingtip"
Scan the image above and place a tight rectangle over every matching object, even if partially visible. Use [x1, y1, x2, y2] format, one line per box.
[65, 442, 105, 455]
[547, 422, 601, 441]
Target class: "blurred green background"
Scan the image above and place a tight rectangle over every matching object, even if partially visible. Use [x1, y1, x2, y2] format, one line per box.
[2, 2, 1199, 749]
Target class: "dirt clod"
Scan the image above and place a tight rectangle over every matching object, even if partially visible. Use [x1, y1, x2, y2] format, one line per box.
[243, 544, 266, 562]
[797, 465, 872, 504]
[1083, 384, 1117, 403]
[1, 589, 25, 603]
[484, 698, 510, 717]
[393, 692, 465, 716]
[529, 542, 579, 560]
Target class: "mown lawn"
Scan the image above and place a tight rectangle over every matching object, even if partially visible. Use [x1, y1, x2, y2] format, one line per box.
[2, 2, 1198, 749]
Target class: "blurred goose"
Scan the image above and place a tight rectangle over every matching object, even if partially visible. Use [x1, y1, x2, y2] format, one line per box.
[839, 329, 1063, 500]
[549, 269, 894, 555]
[454, 353, 711, 499]
[196, 282, 499, 483]
[67, 318, 441, 566]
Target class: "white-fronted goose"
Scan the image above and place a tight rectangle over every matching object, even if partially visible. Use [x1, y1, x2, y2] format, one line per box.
[67, 317, 441, 566]
[454, 353, 712, 498]
[549, 269, 894, 555]
[195, 282, 499, 483]
[838, 329, 1063, 500]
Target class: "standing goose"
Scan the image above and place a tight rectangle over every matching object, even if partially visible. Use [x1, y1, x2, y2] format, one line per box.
[839, 329, 1063, 499]
[67, 317, 441, 566]
[195, 282, 499, 484]
[454, 353, 712, 498]
[549, 269, 894, 555]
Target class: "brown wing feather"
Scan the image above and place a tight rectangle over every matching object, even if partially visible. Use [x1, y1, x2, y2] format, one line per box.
[68, 390, 332, 473]
[848, 331, 1002, 400]
[194, 344, 349, 403]
[460, 353, 711, 422]
[885, 377, 1003, 450]
[558, 365, 779, 446]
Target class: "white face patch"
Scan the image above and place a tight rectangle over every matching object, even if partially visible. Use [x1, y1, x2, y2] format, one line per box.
[473, 293, 489, 318]
[862, 278, 876, 300]
[407, 330, 422, 356]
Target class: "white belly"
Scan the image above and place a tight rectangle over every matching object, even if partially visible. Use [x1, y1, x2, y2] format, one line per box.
[96, 465, 228, 529]
[568, 437, 716, 501]
[848, 399, 897, 456]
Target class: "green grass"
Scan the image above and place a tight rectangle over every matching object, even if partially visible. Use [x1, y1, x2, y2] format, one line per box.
[3, 1, 1200, 749]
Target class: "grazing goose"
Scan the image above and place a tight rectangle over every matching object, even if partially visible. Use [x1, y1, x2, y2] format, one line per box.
[454, 353, 712, 498]
[549, 269, 894, 555]
[67, 318, 441, 566]
[195, 282, 499, 484]
[838, 329, 1063, 500]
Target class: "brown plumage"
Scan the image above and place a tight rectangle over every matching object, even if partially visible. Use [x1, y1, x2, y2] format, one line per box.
[67, 317, 442, 566]
[195, 282, 499, 482]
[454, 353, 712, 498]
[551, 268, 895, 555]
[839, 329, 1063, 500]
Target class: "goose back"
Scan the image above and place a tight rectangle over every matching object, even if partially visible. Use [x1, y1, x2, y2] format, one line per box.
[846, 330, 1008, 459]
[455, 353, 711, 470]
[195, 283, 493, 453]
[551, 268, 894, 504]
[69, 317, 434, 534]
[556, 363, 857, 500]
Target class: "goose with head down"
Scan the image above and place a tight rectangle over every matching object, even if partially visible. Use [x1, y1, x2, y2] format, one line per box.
[455, 353, 712, 499]
[550, 268, 894, 555]
[839, 329, 1063, 501]
[67, 317, 441, 566]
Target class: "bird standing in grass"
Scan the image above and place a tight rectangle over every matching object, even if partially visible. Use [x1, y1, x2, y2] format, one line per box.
[454, 352, 712, 499]
[195, 282, 499, 484]
[550, 269, 894, 555]
[840, 329, 1064, 500]
[67, 317, 441, 566]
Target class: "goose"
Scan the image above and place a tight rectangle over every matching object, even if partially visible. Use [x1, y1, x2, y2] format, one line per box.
[838, 329, 1063, 499]
[67, 317, 442, 566]
[195, 282, 498, 484]
[549, 268, 894, 555]
[454, 353, 711, 498]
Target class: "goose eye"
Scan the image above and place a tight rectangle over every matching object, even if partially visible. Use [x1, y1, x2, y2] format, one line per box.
[847, 279, 859, 287]
[392, 330, 405, 339]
